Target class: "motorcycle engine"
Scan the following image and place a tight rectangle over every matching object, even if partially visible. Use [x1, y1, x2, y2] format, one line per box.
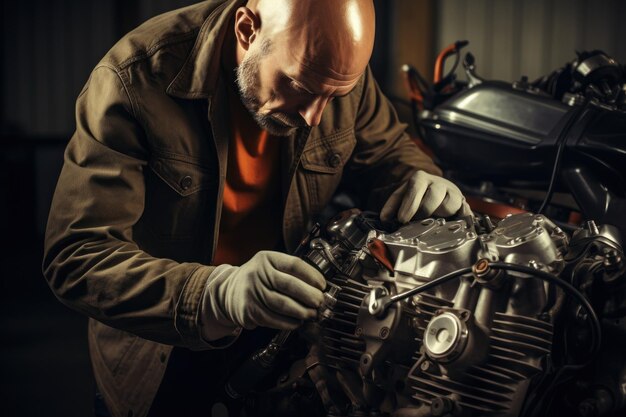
[292, 209, 626, 417]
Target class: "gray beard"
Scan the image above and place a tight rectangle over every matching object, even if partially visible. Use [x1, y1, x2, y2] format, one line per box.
[235, 53, 304, 137]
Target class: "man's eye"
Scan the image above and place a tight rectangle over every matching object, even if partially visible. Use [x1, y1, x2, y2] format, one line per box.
[290, 80, 310, 94]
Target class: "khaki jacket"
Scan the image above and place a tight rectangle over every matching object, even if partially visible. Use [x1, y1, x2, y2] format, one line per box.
[42, 1, 441, 416]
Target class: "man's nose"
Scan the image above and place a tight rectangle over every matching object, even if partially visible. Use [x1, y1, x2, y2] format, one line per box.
[299, 96, 330, 127]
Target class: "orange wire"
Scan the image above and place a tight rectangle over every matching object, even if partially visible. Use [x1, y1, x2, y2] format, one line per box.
[434, 43, 458, 84]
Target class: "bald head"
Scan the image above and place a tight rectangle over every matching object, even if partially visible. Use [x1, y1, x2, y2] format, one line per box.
[245, 0, 375, 80]
[232, 0, 376, 132]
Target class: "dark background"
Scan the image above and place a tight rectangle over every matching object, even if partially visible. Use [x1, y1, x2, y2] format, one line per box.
[1, 1, 624, 416]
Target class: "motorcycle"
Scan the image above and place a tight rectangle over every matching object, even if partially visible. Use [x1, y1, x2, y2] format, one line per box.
[407, 43, 626, 237]
[220, 46, 626, 417]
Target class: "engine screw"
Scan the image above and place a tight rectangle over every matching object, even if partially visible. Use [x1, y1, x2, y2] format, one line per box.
[355, 327, 363, 337]
[420, 360, 434, 372]
[379, 327, 390, 339]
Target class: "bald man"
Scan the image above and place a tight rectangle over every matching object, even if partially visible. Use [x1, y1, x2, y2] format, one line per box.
[43, 1, 468, 416]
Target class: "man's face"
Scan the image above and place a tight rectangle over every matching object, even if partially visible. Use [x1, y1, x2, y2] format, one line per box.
[235, 38, 361, 136]
[235, 39, 304, 136]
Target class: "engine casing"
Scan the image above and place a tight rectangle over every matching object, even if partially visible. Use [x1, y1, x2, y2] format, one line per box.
[302, 210, 570, 417]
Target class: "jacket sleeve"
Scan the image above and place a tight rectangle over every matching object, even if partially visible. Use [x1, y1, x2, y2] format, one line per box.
[343, 66, 442, 211]
[42, 65, 222, 350]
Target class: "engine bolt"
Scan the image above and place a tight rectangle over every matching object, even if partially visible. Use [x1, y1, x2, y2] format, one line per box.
[379, 327, 390, 339]
[420, 360, 434, 372]
[473, 258, 490, 276]
[355, 327, 363, 337]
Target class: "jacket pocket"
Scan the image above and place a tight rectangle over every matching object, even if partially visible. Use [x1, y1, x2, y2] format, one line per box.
[301, 128, 356, 174]
[299, 129, 356, 215]
[140, 155, 216, 240]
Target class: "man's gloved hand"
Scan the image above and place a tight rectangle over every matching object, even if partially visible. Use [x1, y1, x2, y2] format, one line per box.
[202, 251, 326, 333]
[380, 170, 472, 223]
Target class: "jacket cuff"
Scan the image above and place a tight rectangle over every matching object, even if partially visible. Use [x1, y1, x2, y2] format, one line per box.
[174, 265, 217, 350]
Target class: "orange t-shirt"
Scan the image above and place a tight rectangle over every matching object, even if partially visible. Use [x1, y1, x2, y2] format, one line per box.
[212, 90, 283, 266]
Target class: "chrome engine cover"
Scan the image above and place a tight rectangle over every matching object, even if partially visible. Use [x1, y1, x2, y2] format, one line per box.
[301, 211, 577, 417]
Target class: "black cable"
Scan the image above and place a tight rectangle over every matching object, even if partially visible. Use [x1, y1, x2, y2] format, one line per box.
[388, 267, 473, 304]
[537, 101, 589, 214]
[488, 262, 601, 360]
[537, 138, 567, 214]
[515, 259, 603, 417]
[444, 50, 461, 82]
[443, 40, 469, 85]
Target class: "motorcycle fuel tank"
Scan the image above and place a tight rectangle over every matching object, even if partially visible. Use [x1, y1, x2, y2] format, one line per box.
[420, 81, 626, 183]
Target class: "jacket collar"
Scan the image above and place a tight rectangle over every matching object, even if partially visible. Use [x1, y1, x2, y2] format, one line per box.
[166, 0, 244, 99]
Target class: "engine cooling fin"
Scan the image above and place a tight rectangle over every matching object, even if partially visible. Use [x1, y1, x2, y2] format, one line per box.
[408, 312, 553, 414]
[321, 275, 370, 367]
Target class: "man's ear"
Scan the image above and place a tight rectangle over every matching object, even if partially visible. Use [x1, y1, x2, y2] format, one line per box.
[234, 7, 260, 51]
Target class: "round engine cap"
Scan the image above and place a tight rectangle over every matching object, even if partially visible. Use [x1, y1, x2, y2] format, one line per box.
[424, 312, 467, 360]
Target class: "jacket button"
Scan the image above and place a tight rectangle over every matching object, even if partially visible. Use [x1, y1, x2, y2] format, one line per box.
[327, 153, 342, 168]
[180, 175, 193, 190]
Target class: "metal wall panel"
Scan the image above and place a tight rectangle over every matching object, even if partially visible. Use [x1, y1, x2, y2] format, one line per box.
[1, 0, 196, 138]
[2, 0, 116, 137]
[436, 0, 626, 83]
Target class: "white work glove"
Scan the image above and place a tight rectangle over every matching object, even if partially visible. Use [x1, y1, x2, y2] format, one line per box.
[201, 251, 326, 336]
[380, 170, 472, 223]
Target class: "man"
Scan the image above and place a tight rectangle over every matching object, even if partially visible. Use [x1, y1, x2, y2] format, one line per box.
[43, 0, 469, 416]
